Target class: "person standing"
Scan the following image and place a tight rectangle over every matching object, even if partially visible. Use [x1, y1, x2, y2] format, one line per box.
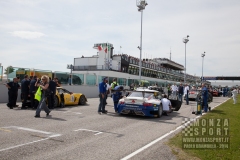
[68, 75, 72, 85]
[21, 75, 30, 109]
[5, 78, 20, 109]
[226, 86, 230, 97]
[178, 83, 184, 101]
[105, 80, 111, 105]
[111, 78, 119, 89]
[130, 83, 134, 91]
[110, 78, 118, 97]
[54, 77, 61, 87]
[29, 76, 38, 109]
[98, 77, 108, 114]
[231, 87, 237, 104]
[184, 84, 189, 105]
[201, 83, 208, 112]
[112, 86, 123, 112]
[35, 75, 51, 118]
[171, 83, 178, 99]
[223, 87, 226, 97]
[15, 76, 21, 106]
[48, 77, 56, 109]
[209, 85, 213, 96]
[54, 77, 64, 107]
[191, 85, 196, 90]
[167, 84, 171, 98]
[161, 94, 172, 116]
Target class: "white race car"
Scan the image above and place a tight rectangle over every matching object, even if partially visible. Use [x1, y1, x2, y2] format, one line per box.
[117, 88, 182, 118]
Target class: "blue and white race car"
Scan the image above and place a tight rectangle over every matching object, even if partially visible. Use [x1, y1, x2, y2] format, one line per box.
[117, 88, 164, 118]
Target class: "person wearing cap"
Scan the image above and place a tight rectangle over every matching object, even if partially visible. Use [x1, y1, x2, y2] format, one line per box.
[98, 77, 108, 114]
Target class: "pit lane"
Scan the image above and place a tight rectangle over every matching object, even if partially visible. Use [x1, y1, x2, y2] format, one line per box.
[0, 96, 229, 160]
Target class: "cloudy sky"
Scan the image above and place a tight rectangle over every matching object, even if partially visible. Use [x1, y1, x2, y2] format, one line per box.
[0, 0, 240, 77]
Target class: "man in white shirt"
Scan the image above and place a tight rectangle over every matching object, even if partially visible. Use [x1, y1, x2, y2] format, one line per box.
[231, 87, 238, 104]
[161, 94, 172, 116]
[184, 84, 189, 105]
[105, 81, 111, 104]
[171, 83, 178, 99]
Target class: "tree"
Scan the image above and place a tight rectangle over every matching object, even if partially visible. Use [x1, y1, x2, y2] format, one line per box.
[4, 66, 14, 74]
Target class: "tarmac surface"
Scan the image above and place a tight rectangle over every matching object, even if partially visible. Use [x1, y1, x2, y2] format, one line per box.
[0, 96, 229, 160]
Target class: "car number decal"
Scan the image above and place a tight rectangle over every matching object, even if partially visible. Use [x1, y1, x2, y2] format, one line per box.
[123, 107, 142, 111]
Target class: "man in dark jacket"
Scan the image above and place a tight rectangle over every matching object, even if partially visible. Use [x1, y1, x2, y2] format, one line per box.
[178, 83, 184, 101]
[6, 78, 20, 109]
[48, 77, 56, 109]
[98, 77, 107, 114]
[21, 75, 30, 109]
[29, 76, 38, 109]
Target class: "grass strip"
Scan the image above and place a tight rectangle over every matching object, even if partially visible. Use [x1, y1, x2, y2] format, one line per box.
[168, 95, 240, 160]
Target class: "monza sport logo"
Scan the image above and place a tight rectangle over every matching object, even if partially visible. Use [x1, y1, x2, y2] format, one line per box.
[181, 118, 230, 149]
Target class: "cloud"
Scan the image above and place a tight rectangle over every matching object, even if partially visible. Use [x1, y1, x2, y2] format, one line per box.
[0, 0, 240, 77]
[10, 31, 46, 39]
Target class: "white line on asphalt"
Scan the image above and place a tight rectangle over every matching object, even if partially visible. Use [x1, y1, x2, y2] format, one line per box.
[0, 126, 62, 152]
[63, 111, 82, 115]
[121, 98, 230, 160]
[49, 134, 62, 138]
[74, 129, 103, 135]
[0, 138, 49, 152]
[3, 126, 52, 135]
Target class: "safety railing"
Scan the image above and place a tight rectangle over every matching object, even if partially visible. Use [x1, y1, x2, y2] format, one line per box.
[3, 66, 200, 86]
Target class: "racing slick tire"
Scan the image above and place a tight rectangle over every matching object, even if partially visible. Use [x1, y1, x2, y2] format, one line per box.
[173, 100, 182, 111]
[78, 95, 86, 105]
[157, 104, 163, 118]
[54, 96, 59, 108]
[169, 99, 182, 111]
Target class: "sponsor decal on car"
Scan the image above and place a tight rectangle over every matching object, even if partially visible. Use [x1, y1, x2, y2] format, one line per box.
[125, 105, 140, 108]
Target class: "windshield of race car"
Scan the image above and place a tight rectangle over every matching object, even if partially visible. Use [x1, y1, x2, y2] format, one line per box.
[128, 92, 154, 98]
